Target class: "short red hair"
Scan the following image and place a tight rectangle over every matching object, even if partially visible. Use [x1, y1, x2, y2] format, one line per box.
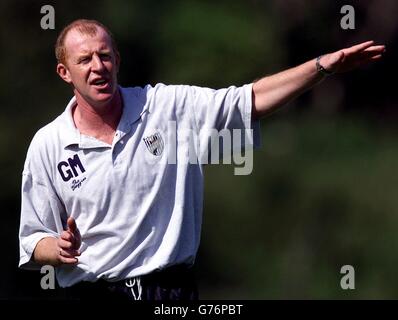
[55, 19, 119, 65]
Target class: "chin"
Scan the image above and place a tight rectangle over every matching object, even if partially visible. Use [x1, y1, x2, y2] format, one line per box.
[91, 90, 115, 104]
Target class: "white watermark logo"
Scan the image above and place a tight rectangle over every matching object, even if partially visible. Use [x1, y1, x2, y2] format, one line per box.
[340, 5, 355, 30]
[340, 265, 355, 290]
[40, 5, 55, 30]
[141, 121, 255, 175]
[40, 265, 55, 289]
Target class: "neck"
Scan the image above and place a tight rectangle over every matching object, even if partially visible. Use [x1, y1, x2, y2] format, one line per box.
[73, 89, 123, 143]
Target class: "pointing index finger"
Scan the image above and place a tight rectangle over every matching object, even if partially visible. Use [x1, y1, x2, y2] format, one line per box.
[347, 40, 375, 53]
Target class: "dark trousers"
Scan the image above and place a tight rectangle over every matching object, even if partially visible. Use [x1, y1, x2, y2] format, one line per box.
[63, 264, 198, 301]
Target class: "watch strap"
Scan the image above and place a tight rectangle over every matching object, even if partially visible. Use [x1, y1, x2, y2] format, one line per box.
[316, 55, 334, 76]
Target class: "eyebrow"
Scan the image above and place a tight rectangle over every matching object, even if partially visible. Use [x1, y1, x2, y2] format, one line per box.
[75, 49, 112, 60]
[77, 48, 112, 56]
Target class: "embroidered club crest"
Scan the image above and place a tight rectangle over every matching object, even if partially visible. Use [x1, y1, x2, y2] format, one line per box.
[143, 132, 164, 156]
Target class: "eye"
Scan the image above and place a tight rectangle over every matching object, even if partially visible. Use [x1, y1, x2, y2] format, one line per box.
[79, 57, 90, 64]
[100, 54, 111, 61]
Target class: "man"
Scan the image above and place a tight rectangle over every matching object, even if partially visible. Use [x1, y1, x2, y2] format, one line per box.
[19, 19, 385, 300]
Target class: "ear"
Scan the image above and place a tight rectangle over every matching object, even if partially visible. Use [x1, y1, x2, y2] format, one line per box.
[56, 63, 72, 84]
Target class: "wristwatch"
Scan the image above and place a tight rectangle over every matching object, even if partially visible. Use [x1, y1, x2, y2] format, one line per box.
[316, 55, 334, 76]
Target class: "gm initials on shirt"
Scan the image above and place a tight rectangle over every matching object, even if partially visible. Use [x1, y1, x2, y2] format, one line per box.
[57, 154, 86, 182]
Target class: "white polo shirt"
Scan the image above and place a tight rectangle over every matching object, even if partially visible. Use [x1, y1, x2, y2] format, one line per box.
[19, 83, 261, 287]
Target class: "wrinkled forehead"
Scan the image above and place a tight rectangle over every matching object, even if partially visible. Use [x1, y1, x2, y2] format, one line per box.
[64, 26, 113, 56]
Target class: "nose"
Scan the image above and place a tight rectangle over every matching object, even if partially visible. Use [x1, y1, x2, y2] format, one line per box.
[91, 53, 105, 72]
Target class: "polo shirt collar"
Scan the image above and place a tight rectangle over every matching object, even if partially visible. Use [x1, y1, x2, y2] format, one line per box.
[60, 86, 148, 149]
[117, 85, 149, 132]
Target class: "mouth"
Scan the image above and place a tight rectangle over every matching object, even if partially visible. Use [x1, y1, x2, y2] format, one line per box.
[91, 78, 110, 89]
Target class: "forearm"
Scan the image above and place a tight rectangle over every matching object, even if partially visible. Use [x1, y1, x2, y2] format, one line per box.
[252, 58, 324, 119]
[33, 236, 61, 266]
[32, 218, 81, 266]
[251, 41, 385, 120]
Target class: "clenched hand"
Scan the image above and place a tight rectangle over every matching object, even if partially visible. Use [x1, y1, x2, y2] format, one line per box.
[57, 217, 82, 264]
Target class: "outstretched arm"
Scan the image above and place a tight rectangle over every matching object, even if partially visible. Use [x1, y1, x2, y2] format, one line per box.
[252, 41, 385, 120]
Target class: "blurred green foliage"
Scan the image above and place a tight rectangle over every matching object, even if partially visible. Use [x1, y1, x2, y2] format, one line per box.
[201, 116, 398, 299]
[0, 0, 396, 299]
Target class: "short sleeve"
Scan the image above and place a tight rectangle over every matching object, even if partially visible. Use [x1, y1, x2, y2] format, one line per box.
[18, 172, 64, 270]
[186, 83, 261, 162]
